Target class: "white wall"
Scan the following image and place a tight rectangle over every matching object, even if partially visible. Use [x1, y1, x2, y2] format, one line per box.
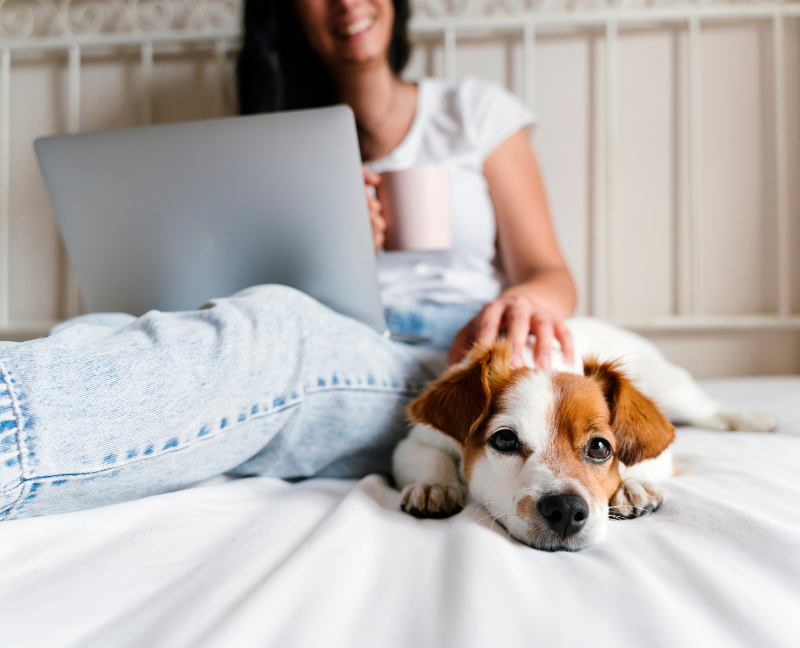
[3, 14, 799, 378]
[404, 19, 800, 376]
[7, 47, 237, 324]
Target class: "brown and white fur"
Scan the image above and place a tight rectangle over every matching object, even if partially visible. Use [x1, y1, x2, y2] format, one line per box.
[392, 318, 775, 551]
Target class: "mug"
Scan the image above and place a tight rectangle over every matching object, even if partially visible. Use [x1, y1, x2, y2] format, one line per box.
[376, 166, 451, 252]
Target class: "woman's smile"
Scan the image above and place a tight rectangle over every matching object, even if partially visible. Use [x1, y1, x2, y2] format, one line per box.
[334, 15, 376, 40]
[293, 0, 393, 69]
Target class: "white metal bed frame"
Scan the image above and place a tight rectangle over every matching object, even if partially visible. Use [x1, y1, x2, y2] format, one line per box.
[0, 0, 797, 340]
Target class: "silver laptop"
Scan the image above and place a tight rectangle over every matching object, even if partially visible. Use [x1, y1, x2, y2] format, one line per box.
[34, 106, 394, 335]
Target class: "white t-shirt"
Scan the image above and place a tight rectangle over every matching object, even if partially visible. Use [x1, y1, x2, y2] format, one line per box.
[366, 77, 536, 308]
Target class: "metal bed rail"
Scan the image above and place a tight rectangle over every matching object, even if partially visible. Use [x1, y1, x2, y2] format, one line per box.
[0, 0, 797, 339]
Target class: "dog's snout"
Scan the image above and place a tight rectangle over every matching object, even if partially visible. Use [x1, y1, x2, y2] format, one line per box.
[538, 494, 589, 538]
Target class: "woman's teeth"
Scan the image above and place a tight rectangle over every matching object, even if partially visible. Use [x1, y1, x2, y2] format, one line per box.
[339, 17, 374, 37]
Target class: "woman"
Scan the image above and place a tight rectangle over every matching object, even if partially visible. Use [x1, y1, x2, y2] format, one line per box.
[0, 0, 575, 521]
[238, 0, 576, 370]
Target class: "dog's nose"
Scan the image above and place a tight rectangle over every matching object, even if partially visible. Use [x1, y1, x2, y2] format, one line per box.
[538, 494, 589, 538]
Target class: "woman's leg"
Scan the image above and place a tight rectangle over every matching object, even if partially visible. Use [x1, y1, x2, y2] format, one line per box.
[0, 285, 443, 521]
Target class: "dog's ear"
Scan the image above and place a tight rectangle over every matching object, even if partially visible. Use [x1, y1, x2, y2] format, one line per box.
[408, 341, 514, 444]
[584, 358, 674, 465]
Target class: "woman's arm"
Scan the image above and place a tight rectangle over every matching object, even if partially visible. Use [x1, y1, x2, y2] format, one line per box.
[448, 129, 577, 369]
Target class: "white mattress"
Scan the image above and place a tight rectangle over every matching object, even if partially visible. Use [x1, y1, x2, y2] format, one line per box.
[2, 376, 799, 648]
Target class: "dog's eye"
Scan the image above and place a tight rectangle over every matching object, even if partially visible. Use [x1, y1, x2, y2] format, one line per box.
[587, 438, 611, 462]
[489, 429, 520, 453]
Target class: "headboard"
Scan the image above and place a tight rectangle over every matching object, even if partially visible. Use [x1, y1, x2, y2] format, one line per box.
[1, 0, 798, 376]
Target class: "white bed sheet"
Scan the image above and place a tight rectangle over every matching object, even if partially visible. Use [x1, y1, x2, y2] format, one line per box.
[2, 377, 799, 648]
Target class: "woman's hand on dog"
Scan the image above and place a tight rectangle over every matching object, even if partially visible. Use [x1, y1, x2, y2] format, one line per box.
[447, 291, 574, 371]
[363, 167, 387, 252]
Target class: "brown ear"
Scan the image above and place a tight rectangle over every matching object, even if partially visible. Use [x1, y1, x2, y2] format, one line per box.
[584, 358, 674, 465]
[408, 341, 514, 444]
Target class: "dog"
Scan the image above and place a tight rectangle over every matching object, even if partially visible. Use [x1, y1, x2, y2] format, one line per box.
[392, 318, 775, 551]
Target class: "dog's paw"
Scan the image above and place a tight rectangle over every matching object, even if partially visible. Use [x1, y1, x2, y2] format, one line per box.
[609, 478, 664, 519]
[701, 408, 776, 433]
[400, 482, 464, 519]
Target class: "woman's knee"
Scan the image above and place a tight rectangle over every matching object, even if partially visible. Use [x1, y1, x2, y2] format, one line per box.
[48, 313, 137, 337]
[213, 284, 323, 316]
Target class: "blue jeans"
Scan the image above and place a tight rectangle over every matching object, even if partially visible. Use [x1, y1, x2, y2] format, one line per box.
[0, 285, 479, 520]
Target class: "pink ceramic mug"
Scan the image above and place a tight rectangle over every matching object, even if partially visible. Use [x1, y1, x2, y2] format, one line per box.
[376, 166, 451, 252]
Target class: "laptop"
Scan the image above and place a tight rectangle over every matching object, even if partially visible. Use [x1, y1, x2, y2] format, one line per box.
[35, 106, 408, 338]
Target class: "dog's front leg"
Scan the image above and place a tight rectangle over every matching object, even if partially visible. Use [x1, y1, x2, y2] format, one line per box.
[393, 424, 467, 519]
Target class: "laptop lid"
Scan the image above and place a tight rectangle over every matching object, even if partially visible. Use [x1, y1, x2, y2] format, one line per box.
[35, 106, 388, 334]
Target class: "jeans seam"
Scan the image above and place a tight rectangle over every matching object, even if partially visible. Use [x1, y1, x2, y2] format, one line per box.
[43, 398, 303, 480]
[0, 359, 26, 521]
[305, 385, 419, 396]
[23, 380, 417, 483]
[13, 381, 421, 492]
[27, 400, 306, 483]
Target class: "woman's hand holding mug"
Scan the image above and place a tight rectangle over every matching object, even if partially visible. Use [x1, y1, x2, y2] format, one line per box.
[363, 167, 387, 252]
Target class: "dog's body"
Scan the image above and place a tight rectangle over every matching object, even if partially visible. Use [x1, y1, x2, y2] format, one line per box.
[392, 318, 775, 551]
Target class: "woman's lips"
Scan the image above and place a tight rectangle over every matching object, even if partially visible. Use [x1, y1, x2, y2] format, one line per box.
[335, 16, 375, 40]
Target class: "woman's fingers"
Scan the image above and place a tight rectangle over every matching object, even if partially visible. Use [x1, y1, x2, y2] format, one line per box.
[447, 322, 475, 368]
[366, 189, 386, 251]
[475, 301, 505, 347]
[372, 223, 385, 250]
[531, 315, 554, 369]
[371, 211, 386, 233]
[363, 166, 381, 187]
[506, 303, 531, 369]
[367, 192, 385, 225]
[554, 320, 574, 366]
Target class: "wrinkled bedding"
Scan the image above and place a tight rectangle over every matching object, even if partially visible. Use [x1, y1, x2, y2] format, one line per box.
[2, 377, 799, 648]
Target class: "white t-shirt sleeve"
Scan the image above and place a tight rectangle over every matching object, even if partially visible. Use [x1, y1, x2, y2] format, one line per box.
[461, 78, 537, 163]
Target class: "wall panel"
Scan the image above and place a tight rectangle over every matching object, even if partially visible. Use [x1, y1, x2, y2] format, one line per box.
[1, 1, 798, 377]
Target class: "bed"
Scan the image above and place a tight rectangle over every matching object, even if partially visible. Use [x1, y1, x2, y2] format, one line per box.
[1, 375, 798, 648]
[2, 2, 800, 646]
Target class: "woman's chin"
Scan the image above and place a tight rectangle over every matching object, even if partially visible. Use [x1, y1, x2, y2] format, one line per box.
[328, 29, 391, 66]
[333, 46, 389, 68]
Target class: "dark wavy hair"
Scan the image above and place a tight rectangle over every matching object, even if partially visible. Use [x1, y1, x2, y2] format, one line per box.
[237, 0, 411, 114]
